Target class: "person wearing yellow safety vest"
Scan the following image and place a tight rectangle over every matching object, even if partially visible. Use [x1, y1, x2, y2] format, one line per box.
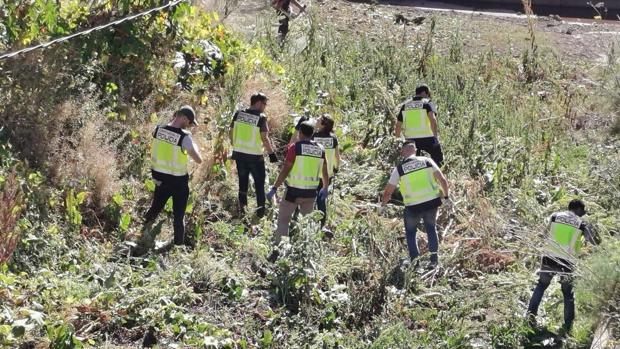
[229, 92, 278, 218]
[394, 84, 444, 167]
[380, 141, 449, 268]
[142, 106, 203, 251]
[526, 199, 597, 336]
[267, 121, 329, 241]
[311, 114, 340, 228]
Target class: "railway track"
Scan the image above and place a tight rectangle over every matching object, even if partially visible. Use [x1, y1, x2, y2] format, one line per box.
[378, 0, 620, 23]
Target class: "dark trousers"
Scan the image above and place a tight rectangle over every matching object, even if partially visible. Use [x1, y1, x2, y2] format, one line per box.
[278, 15, 290, 38]
[412, 137, 444, 167]
[236, 160, 266, 217]
[527, 257, 575, 330]
[144, 180, 189, 245]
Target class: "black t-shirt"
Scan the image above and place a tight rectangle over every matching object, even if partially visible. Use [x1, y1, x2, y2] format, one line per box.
[230, 108, 269, 163]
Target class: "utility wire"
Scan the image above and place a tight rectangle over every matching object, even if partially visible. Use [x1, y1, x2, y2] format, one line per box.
[0, 0, 187, 61]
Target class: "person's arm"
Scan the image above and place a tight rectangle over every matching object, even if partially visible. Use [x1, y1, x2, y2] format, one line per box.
[382, 184, 397, 207]
[433, 169, 449, 198]
[428, 111, 438, 138]
[321, 159, 329, 189]
[335, 147, 341, 169]
[183, 135, 203, 164]
[582, 222, 600, 246]
[273, 161, 294, 189]
[188, 147, 203, 164]
[229, 113, 237, 143]
[289, 130, 299, 145]
[394, 121, 402, 137]
[261, 132, 275, 154]
[381, 168, 400, 206]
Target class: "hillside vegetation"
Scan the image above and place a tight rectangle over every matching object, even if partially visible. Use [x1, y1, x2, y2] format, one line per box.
[0, 0, 619, 348]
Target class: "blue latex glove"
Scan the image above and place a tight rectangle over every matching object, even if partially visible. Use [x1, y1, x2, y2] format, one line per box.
[266, 187, 277, 200]
[318, 188, 328, 201]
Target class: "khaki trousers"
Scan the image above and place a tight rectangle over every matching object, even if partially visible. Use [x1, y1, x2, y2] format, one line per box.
[275, 195, 316, 239]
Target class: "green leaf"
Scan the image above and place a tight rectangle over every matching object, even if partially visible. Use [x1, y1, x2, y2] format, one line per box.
[261, 329, 273, 347]
[112, 193, 125, 206]
[144, 179, 156, 192]
[76, 191, 88, 205]
[119, 213, 131, 232]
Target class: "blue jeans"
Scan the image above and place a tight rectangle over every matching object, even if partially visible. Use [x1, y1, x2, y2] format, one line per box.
[404, 207, 439, 263]
[315, 179, 330, 226]
[527, 257, 575, 330]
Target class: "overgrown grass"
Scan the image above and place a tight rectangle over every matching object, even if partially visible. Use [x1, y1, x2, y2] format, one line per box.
[0, 1, 618, 348]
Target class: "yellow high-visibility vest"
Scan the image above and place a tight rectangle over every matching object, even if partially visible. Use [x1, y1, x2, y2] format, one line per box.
[151, 126, 188, 176]
[312, 135, 337, 177]
[233, 111, 263, 155]
[402, 98, 434, 139]
[398, 157, 440, 206]
[545, 211, 584, 260]
[287, 142, 324, 189]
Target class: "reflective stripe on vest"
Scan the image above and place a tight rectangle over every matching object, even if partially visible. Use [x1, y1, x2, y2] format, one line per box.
[313, 136, 336, 176]
[233, 111, 263, 155]
[287, 143, 324, 189]
[151, 127, 188, 176]
[398, 158, 440, 206]
[546, 212, 583, 259]
[403, 99, 433, 139]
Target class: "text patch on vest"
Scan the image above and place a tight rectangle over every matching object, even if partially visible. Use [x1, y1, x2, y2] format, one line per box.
[313, 137, 334, 149]
[301, 144, 323, 157]
[555, 214, 581, 228]
[401, 159, 427, 174]
[405, 100, 424, 110]
[156, 128, 182, 145]
[237, 112, 260, 125]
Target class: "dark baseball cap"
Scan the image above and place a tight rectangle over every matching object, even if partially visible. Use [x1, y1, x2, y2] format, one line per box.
[178, 105, 197, 125]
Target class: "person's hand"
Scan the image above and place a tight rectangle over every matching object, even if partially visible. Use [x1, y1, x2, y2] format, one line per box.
[442, 196, 453, 209]
[318, 188, 328, 201]
[267, 187, 277, 200]
[269, 153, 278, 163]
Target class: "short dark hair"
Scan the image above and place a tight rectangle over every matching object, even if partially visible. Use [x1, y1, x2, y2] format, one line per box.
[568, 199, 585, 211]
[250, 92, 268, 105]
[415, 84, 430, 96]
[320, 114, 334, 133]
[299, 121, 314, 137]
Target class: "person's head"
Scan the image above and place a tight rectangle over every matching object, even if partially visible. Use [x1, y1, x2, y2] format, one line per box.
[400, 140, 417, 158]
[415, 84, 431, 98]
[250, 92, 268, 112]
[298, 121, 315, 140]
[568, 199, 586, 217]
[317, 114, 334, 133]
[174, 105, 197, 128]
